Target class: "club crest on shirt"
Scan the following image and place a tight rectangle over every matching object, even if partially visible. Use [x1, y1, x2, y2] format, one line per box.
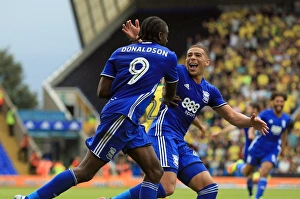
[202, 91, 209, 103]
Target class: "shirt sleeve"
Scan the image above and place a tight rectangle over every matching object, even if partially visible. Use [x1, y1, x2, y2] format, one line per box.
[209, 86, 227, 109]
[164, 52, 179, 83]
[101, 52, 117, 78]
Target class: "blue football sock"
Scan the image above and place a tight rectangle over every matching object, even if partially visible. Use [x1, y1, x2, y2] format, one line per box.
[247, 178, 253, 196]
[128, 184, 140, 199]
[197, 183, 218, 199]
[139, 181, 159, 199]
[255, 177, 267, 199]
[236, 163, 246, 175]
[156, 183, 167, 198]
[128, 183, 166, 199]
[112, 190, 132, 199]
[27, 169, 77, 199]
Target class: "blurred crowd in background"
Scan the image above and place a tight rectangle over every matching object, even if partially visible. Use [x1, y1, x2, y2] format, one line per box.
[27, 5, 300, 178]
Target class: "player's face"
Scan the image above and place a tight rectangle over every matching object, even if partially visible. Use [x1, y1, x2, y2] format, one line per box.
[273, 96, 285, 113]
[185, 47, 210, 77]
[158, 25, 169, 46]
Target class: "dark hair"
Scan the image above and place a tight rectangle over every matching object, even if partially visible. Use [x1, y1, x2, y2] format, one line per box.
[249, 102, 261, 112]
[139, 16, 167, 42]
[270, 91, 287, 101]
[188, 44, 210, 58]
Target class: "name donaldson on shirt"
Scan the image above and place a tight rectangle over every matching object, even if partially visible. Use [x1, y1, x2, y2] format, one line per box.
[121, 46, 169, 57]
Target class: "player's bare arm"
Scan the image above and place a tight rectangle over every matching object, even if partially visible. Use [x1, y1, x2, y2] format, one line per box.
[162, 83, 179, 106]
[210, 124, 236, 137]
[248, 127, 255, 140]
[192, 116, 206, 135]
[214, 104, 269, 135]
[97, 76, 114, 99]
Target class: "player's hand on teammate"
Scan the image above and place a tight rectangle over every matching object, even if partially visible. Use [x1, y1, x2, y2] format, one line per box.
[122, 19, 140, 42]
[250, 113, 269, 136]
[162, 95, 181, 107]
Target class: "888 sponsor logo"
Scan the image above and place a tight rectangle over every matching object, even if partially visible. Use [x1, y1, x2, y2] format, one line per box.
[182, 97, 200, 117]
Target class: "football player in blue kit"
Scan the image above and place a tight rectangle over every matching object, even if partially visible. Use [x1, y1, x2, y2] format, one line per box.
[228, 91, 291, 199]
[101, 19, 269, 199]
[14, 16, 179, 199]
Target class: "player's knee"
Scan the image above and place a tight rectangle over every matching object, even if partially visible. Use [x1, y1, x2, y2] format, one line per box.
[164, 186, 175, 196]
[73, 167, 95, 183]
[259, 168, 270, 177]
[242, 165, 254, 176]
[243, 169, 251, 176]
[144, 166, 164, 183]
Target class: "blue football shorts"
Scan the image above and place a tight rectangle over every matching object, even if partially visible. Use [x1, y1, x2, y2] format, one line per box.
[247, 144, 280, 166]
[86, 113, 152, 162]
[149, 132, 206, 182]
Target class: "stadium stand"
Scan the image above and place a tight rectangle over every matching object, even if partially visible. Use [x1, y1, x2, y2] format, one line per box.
[0, 87, 42, 175]
[0, 141, 17, 175]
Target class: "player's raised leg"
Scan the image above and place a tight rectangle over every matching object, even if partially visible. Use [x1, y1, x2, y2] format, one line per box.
[127, 145, 164, 199]
[14, 150, 106, 199]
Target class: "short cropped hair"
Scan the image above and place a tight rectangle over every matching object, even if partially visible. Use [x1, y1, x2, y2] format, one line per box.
[139, 16, 168, 42]
[270, 91, 287, 101]
[188, 44, 210, 58]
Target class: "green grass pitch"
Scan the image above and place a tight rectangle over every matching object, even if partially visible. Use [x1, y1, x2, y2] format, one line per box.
[1, 187, 300, 199]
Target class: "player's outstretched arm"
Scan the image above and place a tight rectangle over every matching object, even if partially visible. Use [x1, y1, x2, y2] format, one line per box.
[214, 105, 269, 135]
[210, 124, 236, 137]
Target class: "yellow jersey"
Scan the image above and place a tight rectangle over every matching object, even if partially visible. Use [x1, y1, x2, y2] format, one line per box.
[141, 84, 163, 132]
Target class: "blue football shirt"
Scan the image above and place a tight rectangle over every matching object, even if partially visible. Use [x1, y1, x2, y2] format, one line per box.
[100, 42, 178, 124]
[148, 64, 227, 139]
[250, 108, 291, 152]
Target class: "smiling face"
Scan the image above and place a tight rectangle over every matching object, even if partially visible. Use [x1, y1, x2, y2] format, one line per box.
[272, 96, 285, 114]
[270, 91, 287, 116]
[185, 45, 210, 79]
